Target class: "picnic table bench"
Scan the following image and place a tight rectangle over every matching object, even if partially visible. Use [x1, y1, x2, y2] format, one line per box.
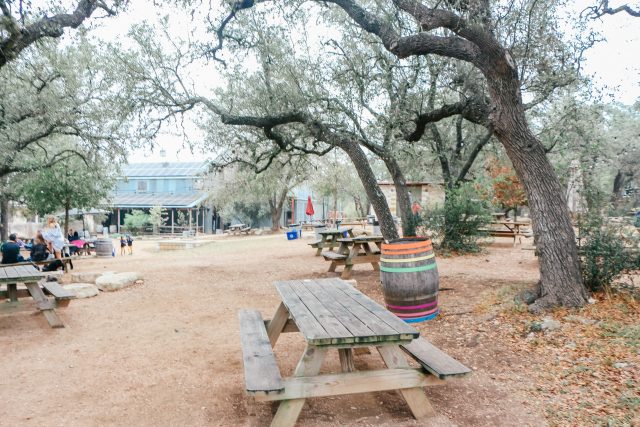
[238, 278, 471, 426]
[0, 265, 75, 328]
[322, 235, 384, 279]
[308, 227, 354, 256]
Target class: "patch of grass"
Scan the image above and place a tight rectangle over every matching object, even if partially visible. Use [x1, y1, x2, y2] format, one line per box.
[599, 321, 640, 348]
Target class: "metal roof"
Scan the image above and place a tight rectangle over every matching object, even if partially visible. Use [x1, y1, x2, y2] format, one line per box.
[112, 192, 209, 208]
[121, 162, 208, 178]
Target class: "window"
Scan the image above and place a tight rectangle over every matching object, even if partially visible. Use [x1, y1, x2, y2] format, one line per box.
[137, 180, 148, 192]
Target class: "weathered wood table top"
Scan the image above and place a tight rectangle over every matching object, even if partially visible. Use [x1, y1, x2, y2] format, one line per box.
[0, 264, 43, 284]
[317, 227, 353, 236]
[275, 278, 418, 346]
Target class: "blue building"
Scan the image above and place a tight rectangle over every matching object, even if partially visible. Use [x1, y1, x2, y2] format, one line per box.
[109, 162, 218, 234]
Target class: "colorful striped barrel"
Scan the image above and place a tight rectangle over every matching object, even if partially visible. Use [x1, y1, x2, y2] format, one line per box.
[380, 238, 439, 323]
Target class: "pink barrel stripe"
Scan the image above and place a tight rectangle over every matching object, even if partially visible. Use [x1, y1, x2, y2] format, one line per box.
[386, 300, 438, 310]
[393, 306, 439, 318]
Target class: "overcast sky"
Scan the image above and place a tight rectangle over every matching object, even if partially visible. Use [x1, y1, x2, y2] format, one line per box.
[92, 1, 640, 164]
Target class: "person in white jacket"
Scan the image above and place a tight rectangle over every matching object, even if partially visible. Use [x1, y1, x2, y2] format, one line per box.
[42, 215, 65, 259]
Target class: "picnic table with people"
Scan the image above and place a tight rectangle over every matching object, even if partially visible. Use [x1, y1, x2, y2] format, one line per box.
[238, 278, 471, 427]
[322, 235, 384, 279]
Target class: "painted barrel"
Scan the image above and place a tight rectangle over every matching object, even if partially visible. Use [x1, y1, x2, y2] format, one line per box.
[380, 238, 439, 323]
[94, 238, 113, 257]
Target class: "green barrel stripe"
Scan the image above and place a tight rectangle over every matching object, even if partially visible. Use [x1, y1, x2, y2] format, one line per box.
[380, 253, 435, 263]
[380, 263, 438, 273]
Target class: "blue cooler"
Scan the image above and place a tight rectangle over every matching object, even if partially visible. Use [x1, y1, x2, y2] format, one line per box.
[286, 231, 298, 240]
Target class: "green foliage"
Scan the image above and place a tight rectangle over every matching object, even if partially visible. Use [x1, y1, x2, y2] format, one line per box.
[123, 210, 151, 234]
[419, 184, 492, 254]
[18, 154, 114, 224]
[148, 206, 168, 231]
[577, 213, 640, 292]
[576, 184, 640, 292]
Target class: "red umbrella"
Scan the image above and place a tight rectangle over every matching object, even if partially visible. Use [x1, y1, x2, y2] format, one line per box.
[305, 196, 315, 217]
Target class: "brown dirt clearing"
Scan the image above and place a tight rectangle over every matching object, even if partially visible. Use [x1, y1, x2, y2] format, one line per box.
[1, 234, 637, 426]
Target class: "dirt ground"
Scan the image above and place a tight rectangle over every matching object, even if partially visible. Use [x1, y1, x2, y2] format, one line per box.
[0, 233, 634, 426]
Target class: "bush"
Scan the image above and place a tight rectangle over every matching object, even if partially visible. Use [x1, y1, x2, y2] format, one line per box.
[577, 214, 640, 292]
[418, 184, 492, 254]
[123, 209, 151, 234]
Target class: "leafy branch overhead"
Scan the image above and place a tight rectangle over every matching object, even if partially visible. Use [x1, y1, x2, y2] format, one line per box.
[0, 0, 125, 69]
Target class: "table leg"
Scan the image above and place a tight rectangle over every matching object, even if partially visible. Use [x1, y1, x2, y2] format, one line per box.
[24, 282, 64, 328]
[362, 243, 380, 271]
[267, 302, 289, 347]
[271, 345, 327, 427]
[338, 348, 355, 372]
[377, 345, 435, 419]
[7, 283, 18, 302]
[341, 244, 360, 279]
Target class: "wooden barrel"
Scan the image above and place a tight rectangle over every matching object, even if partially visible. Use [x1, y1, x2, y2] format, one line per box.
[380, 238, 439, 323]
[94, 238, 113, 257]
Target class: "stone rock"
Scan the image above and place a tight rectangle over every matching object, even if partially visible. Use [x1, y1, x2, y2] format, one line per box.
[44, 270, 64, 281]
[514, 288, 538, 305]
[612, 362, 629, 369]
[588, 297, 597, 304]
[95, 272, 143, 292]
[70, 271, 115, 284]
[63, 283, 99, 299]
[541, 318, 562, 331]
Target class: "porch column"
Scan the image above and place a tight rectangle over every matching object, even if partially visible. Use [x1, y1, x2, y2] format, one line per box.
[171, 209, 174, 234]
[117, 208, 120, 234]
[188, 209, 193, 232]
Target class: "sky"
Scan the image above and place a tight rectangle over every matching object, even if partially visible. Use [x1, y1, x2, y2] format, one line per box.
[89, 0, 640, 164]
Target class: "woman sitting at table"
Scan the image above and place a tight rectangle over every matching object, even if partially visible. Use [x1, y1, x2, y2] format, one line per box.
[42, 215, 64, 260]
[29, 231, 50, 262]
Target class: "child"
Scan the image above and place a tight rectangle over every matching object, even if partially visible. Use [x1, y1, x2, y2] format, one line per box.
[126, 234, 133, 255]
[120, 235, 126, 256]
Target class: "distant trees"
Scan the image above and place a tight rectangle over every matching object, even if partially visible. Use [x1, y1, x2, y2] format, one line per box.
[18, 153, 114, 236]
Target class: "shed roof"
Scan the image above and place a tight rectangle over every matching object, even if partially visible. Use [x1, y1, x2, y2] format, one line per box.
[112, 192, 209, 209]
[121, 162, 208, 178]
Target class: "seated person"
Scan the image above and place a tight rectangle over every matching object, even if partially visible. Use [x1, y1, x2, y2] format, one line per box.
[29, 232, 50, 262]
[1, 233, 24, 264]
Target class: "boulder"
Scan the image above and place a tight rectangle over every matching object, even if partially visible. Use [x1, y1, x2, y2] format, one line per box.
[63, 283, 99, 299]
[541, 317, 562, 331]
[70, 271, 114, 284]
[95, 272, 143, 292]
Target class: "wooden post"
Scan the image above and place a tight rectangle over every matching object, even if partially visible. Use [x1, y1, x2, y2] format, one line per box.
[116, 208, 120, 234]
[189, 209, 192, 232]
[171, 209, 174, 234]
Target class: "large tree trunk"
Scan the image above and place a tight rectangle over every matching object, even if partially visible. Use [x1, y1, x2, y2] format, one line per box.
[486, 59, 587, 310]
[64, 197, 71, 237]
[339, 141, 399, 240]
[382, 155, 413, 236]
[269, 189, 288, 231]
[0, 196, 9, 242]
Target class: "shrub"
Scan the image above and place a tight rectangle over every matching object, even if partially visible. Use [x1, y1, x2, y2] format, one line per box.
[418, 184, 492, 254]
[577, 213, 640, 292]
[123, 209, 151, 234]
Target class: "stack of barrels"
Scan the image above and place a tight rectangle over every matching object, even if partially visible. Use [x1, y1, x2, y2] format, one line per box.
[380, 238, 439, 323]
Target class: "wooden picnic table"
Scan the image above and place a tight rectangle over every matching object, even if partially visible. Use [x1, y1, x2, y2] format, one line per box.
[0, 264, 75, 328]
[483, 221, 532, 246]
[322, 235, 384, 279]
[308, 227, 354, 256]
[226, 224, 252, 235]
[238, 278, 471, 426]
